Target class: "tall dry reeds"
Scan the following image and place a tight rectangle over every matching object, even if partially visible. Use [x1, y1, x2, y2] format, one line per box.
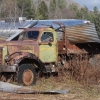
[68, 54, 100, 85]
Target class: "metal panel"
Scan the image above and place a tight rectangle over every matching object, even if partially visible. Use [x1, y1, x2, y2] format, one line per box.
[66, 23, 100, 43]
[39, 29, 58, 63]
[0, 81, 69, 94]
[0, 19, 86, 40]
[0, 19, 99, 43]
[0, 20, 38, 40]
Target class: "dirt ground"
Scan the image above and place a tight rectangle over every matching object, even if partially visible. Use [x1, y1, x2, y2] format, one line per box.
[0, 74, 100, 100]
[0, 92, 99, 100]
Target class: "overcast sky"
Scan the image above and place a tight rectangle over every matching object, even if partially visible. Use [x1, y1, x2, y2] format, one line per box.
[73, 0, 100, 10]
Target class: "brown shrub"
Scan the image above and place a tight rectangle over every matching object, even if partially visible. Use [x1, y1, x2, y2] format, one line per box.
[68, 54, 100, 85]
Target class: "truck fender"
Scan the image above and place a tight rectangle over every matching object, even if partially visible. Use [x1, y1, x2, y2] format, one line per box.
[5, 52, 46, 73]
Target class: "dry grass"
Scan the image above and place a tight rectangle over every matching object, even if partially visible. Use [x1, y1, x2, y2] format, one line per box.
[30, 70, 100, 100]
[68, 54, 100, 85]
[0, 74, 100, 100]
[1, 54, 100, 99]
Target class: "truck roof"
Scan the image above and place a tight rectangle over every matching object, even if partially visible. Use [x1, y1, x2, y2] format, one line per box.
[24, 27, 54, 31]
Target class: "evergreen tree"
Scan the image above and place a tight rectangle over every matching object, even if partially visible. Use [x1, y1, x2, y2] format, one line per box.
[57, 0, 66, 9]
[75, 10, 82, 19]
[36, 1, 48, 19]
[80, 6, 89, 19]
[88, 11, 95, 23]
[50, 0, 56, 11]
[17, 0, 34, 19]
[48, 0, 56, 19]
[94, 14, 100, 35]
[69, 3, 78, 12]
[69, 3, 80, 19]
[93, 7, 100, 35]
[93, 6, 99, 15]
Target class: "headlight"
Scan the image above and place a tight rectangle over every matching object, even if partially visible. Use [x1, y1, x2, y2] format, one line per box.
[4, 55, 10, 62]
[4, 55, 9, 60]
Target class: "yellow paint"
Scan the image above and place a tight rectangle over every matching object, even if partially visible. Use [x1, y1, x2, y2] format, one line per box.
[2, 46, 8, 64]
[39, 29, 58, 63]
[40, 48, 55, 51]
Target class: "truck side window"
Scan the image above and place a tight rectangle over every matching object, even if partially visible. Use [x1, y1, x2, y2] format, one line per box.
[41, 32, 54, 42]
[18, 32, 26, 40]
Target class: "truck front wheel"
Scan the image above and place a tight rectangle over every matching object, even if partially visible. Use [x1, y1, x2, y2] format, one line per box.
[18, 64, 36, 86]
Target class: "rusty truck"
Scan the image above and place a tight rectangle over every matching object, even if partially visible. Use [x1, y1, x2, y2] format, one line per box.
[0, 20, 100, 86]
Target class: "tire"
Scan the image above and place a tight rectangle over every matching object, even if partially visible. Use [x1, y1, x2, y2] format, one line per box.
[18, 64, 36, 86]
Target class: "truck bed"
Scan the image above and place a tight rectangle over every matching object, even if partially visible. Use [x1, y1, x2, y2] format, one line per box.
[58, 40, 100, 54]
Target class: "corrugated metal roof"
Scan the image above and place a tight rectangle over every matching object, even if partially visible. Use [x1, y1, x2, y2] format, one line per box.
[0, 19, 99, 43]
[0, 19, 86, 40]
[66, 23, 100, 43]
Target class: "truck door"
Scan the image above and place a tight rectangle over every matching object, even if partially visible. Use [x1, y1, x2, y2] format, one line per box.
[39, 31, 58, 63]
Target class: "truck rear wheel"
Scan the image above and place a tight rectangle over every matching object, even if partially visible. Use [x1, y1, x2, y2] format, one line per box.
[18, 64, 36, 86]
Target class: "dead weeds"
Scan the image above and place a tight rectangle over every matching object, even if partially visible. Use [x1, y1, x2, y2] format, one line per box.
[1, 53, 100, 100]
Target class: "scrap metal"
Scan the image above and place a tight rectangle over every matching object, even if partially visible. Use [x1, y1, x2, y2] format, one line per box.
[0, 81, 69, 94]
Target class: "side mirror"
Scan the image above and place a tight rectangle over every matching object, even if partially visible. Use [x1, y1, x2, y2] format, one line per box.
[38, 41, 41, 45]
[48, 42, 52, 46]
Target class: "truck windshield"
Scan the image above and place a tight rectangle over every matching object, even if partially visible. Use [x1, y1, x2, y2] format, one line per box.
[27, 31, 39, 39]
[18, 31, 39, 40]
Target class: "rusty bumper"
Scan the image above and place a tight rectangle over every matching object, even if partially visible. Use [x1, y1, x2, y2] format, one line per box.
[0, 65, 16, 72]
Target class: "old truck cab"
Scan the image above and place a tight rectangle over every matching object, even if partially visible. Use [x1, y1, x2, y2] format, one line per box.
[18, 27, 58, 64]
[0, 27, 58, 86]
